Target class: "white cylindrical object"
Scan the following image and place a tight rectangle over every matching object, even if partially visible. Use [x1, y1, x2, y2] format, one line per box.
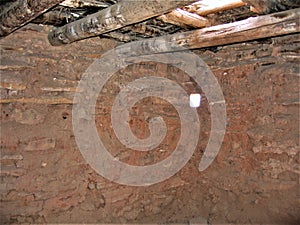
[190, 93, 201, 108]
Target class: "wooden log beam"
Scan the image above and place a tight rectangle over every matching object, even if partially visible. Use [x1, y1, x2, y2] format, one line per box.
[158, 8, 210, 28]
[48, 0, 198, 46]
[59, 0, 111, 8]
[32, 8, 80, 26]
[0, 97, 74, 105]
[0, 0, 64, 37]
[116, 8, 300, 55]
[185, 0, 246, 16]
[242, 0, 300, 14]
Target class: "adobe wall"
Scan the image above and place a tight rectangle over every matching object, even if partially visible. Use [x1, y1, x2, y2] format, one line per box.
[1, 25, 299, 224]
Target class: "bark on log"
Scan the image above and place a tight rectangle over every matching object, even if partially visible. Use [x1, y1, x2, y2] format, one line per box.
[0, 0, 64, 37]
[32, 9, 79, 26]
[48, 0, 198, 46]
[115, 8, 300, 55]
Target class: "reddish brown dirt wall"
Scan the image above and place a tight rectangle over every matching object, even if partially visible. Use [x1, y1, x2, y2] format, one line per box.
[0, 24, 299, 224]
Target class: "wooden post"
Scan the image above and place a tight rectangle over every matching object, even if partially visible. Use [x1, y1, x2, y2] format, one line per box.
[48, 0, 198, 46]
[0, 0, 64, 37]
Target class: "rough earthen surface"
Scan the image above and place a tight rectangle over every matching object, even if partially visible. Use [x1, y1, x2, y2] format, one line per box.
[0, 24, 299, 224]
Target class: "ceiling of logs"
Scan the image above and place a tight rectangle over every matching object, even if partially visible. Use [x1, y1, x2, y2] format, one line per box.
[0, 0, 299, 46]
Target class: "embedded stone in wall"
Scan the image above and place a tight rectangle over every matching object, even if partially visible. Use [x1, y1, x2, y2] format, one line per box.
[25, 138, 56, 151]
[12, 108, 45, 125]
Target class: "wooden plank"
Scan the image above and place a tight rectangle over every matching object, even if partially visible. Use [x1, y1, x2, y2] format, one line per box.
[48, 0, 198, 46]
[0, 0, 64, 37]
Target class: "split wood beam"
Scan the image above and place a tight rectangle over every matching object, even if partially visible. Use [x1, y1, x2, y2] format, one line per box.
[116, 8, 300, 55]
[184, 0, 246, 16]
[48, 0, 199, 46]
[0, 0, 64, 37]
[158, 8, 210, 28]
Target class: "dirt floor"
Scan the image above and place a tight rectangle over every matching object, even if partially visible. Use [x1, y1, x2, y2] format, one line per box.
[0, 24, 299, 224]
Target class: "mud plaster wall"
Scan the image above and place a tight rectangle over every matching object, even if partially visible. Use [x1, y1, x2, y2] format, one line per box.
[0, 24, 299, 224]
